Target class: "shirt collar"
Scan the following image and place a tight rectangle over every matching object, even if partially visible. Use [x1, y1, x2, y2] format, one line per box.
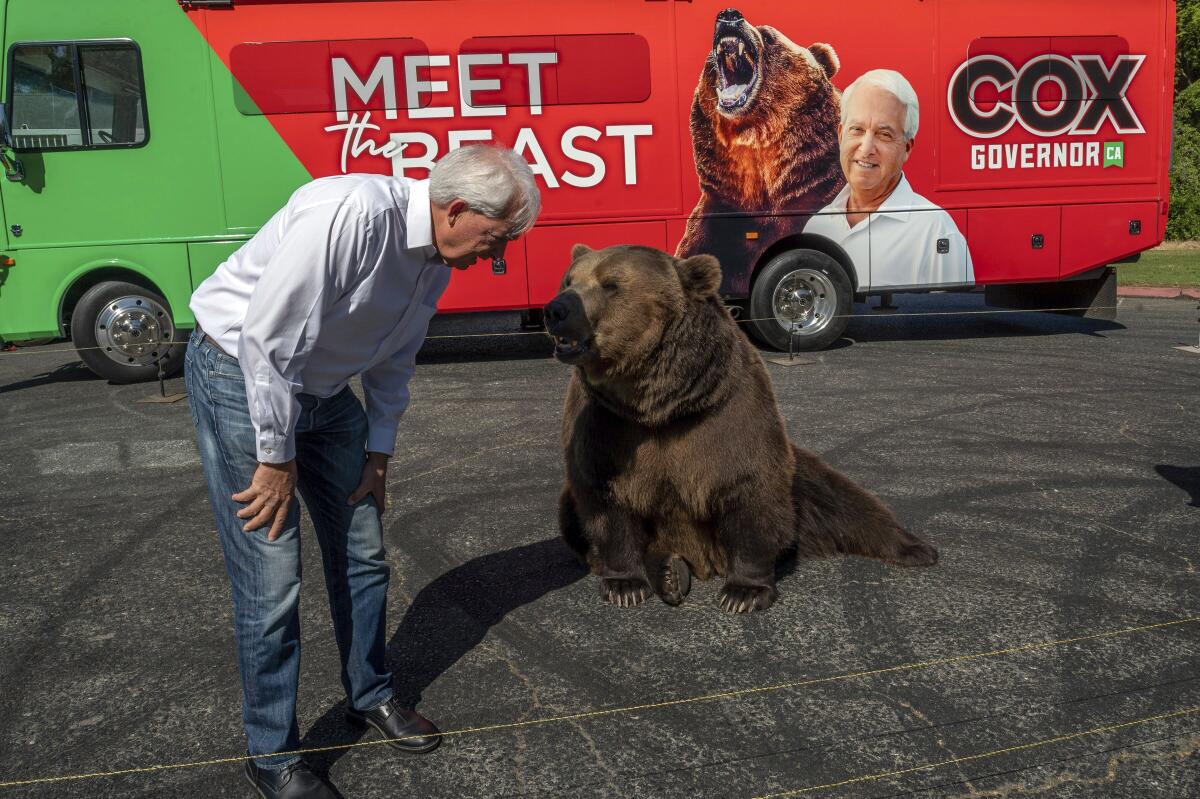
[405, 178, 435, 250]
[872, 174, 919, 222]
[826, 182, 852, 212]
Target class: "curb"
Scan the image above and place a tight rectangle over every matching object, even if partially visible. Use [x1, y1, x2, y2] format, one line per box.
[1117, 287, 1200, 299]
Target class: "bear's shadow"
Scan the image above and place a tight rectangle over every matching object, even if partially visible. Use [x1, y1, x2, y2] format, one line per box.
[297, 536, 831, 776]
[1155, 465, 1200, 507]
[300, 537, 587, 774]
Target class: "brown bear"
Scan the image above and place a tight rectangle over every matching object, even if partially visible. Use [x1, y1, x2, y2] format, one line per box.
[544, 244, 936, 613]
[676, 8, 845, 278]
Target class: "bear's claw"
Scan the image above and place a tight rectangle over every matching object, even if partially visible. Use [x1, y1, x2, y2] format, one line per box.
[718, 582, 777, 614]
[600, 577, 652, 608]
[656, 556, 692, 606]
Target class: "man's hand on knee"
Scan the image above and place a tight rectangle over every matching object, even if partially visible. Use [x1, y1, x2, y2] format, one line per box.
[349, 451, 389, 515]
[233, 461, 298, 540]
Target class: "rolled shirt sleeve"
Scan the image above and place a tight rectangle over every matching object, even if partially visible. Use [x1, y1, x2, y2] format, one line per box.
[238, 200, 373, 463]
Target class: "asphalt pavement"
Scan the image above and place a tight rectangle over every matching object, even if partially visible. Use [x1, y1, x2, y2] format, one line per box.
[1, 293, 1198, 798]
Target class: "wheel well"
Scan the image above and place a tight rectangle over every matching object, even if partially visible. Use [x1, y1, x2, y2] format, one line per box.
[752, 233, 859, 294]
[59, 268, 167, 338]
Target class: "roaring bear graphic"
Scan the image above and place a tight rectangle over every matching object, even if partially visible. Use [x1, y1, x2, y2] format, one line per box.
[677, 9, 844, 274]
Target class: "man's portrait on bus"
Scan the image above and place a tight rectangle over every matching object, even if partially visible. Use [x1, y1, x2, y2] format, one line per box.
[804, 69, 974, 290]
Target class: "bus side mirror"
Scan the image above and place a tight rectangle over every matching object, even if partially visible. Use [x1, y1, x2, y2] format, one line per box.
[0, 108, 24, 182]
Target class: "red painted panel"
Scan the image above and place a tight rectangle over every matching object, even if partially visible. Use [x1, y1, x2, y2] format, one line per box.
[967, 206, 1061, 283]
[937, 2, 1161, 193]
[231, 39, 430, 115]
[457, 36, 559, 110]
[526, 221, 668, 304]
[438, 238, 531, 312]
[554, 35, 651, 105]
[946, 208, 968, 240]
[1060, 202, 1156, 277]
[195, 0, 682, 225]
[181, 0, 1175, 301]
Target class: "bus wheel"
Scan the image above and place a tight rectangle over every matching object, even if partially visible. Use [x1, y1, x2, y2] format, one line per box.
[747, 249, 852, 351]
[71, 281, 186, 384]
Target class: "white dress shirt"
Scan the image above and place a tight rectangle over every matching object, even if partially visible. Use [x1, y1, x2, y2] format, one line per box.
[803, 174, 974, 291]
[190, 175, 450, 463]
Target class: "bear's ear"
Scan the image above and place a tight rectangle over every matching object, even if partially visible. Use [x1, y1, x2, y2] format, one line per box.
[675, 254, 722, 300]
[809, 43, 839, 79]
[571, 243, 593, 262]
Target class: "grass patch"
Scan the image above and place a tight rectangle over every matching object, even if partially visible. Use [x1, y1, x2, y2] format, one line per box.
[1116, 246, 1200, 287]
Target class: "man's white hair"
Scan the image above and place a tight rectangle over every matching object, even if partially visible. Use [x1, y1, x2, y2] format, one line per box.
[841, 69, 920, 141]
[429, 145, 541, 234]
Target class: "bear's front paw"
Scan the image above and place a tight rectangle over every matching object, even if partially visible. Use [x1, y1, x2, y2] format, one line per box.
[656, 556, 692, 607]
[718, 582, 777, 614]
[600, 576, 652, 608]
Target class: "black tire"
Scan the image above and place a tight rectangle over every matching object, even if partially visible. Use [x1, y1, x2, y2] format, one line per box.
[71, 280, 186, 384]
[747, 249, 852, 351]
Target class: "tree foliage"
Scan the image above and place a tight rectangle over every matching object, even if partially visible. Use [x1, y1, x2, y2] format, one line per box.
[1169, 0, 1200, 238]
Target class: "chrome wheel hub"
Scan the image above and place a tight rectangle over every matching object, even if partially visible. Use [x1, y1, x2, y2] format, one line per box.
[771, 269, 837, 336]
[95, 295, 172, 366]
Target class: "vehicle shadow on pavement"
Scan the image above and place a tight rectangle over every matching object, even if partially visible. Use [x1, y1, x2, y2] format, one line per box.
[0, 360, 100, 395]
[417, 333, 554, 365]
[1155, 465, 1200, 507]
[842, 311, 1124, 345]
[300, 538, 587, 775]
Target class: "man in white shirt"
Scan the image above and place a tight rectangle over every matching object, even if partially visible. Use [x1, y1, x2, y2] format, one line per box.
[804, 69, 973, 290]
[185, 145, 539, 799]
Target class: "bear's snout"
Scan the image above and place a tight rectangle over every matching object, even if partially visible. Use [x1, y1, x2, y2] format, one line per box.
[713, 8, 749, 45]
[715, 8, 744, 25]
[545, 291, 594, 364]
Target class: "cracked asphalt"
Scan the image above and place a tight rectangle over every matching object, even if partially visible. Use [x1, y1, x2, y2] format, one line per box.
[1, 293, 1198, 798]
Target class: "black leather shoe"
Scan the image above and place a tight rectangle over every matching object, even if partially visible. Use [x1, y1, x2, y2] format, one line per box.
[346, 697, 441, 754]
[243, 759, 336, 799]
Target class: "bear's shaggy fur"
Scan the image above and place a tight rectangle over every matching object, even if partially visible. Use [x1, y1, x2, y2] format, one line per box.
[545, 245, 937, 613]
[677, 9, 844, 267]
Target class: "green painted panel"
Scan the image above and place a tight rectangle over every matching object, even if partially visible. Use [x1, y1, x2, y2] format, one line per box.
[0, 242, 191, 339]
[187, 238, 247, 291]
[0, 0, 225, 246]
[209, 56, 312, 230]
[0, 0, 309, 340]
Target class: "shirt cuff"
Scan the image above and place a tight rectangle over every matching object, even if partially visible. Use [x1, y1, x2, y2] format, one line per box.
[257, 433, 296, 464]
[366, 421, 399, 457]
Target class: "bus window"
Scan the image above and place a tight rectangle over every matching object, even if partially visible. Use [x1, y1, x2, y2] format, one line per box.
[10, 44, 83, 149]
[80, 45, 148, 146]
[9, 40, 147, 151]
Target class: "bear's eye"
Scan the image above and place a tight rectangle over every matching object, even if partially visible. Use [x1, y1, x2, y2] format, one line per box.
[601, 281, 619, 293]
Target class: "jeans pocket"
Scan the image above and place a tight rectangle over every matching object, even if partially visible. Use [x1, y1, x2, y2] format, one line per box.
[209, 348, 239, 378]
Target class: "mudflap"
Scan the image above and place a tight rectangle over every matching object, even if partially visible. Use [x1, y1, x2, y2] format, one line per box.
[984, 267, 1117, 321]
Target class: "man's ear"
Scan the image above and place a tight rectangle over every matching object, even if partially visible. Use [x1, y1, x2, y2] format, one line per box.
[675, 254, 722, 300]
[446, 199, 469, 226]
[571, 243, 593, 262]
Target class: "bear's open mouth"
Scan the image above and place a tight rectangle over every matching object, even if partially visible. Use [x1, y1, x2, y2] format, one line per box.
[552, 335, 592, 361]
[714, 32, 760, 113]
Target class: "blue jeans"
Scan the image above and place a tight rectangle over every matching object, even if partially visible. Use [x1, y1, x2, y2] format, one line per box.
[184, 328, 393, 769]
